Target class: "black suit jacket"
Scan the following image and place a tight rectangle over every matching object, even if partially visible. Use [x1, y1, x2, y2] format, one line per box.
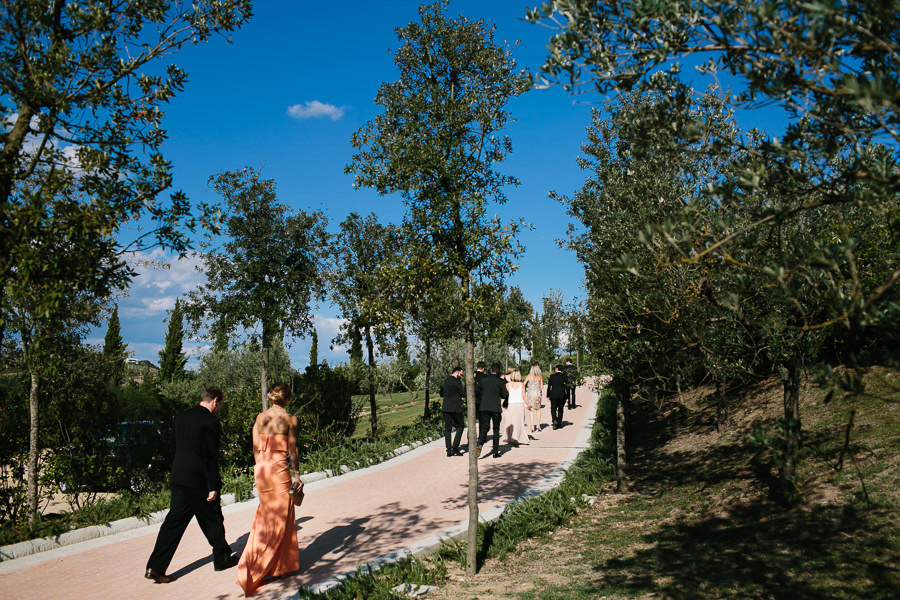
[169, 405, 222, 492]
[547, 372, 568, 399]
[474, 370, 485, 406]
[476, 373, 509, 413]
[439, 375, 465, 413]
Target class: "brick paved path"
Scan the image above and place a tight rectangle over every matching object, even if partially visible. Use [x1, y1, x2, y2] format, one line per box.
[0, 385, 597, 600]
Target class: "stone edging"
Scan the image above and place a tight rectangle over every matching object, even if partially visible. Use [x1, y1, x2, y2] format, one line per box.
[306, 389, 601, 595]
[0, 437, 436, 563]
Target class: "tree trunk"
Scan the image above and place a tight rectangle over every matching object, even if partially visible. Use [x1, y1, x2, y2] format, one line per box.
[781, 360, 802, 484]
[365, 326, 378, 437]
[615, 379, 630, 493]
[27, 370, 39, 521]
[261, 340, 270, 411]
[464, 308, 479, 576]
[423, 335, 432, 419]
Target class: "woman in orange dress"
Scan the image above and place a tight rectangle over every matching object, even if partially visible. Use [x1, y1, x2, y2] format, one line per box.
[237, 383, 302, 596]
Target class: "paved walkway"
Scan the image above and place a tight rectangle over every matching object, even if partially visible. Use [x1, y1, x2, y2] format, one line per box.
[0, 385, 597, 600]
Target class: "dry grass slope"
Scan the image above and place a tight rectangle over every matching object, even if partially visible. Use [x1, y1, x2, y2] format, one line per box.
[428, 366, 900, 599]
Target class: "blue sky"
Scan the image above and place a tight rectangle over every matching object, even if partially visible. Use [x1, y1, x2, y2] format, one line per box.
[96, 1, 603, 369]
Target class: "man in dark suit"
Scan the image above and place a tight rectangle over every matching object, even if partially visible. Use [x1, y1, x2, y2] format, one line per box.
[145, 387, 237, 583]
[474, 361, 486, 425]
[440, 366, 465, 457]
[547, 364, 568, 429]
[476, 362, 509, 458]
[563, 358, 578, 409]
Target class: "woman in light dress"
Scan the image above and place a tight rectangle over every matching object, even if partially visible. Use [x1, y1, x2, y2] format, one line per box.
[524, 363, 544, 433]
[503, 369, 528, 446]
[237, 384, 302, 596]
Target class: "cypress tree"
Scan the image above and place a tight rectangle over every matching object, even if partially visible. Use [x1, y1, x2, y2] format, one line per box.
[309, 328, 319, 368]
[102, 306, 128, 385]
[159, 299, 188, 382]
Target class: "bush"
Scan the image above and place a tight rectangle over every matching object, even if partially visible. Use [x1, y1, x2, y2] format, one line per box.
[293, 364, 360, 455]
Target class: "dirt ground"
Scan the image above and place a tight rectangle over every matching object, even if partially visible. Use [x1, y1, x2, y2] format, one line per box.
[43, 491, 120, 515]
[423, 369, 898, 599]
[425, 489, 636, 600]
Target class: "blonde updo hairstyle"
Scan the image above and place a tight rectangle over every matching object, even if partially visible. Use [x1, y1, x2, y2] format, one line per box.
[267, 383, 292, 407]
[508, 369, 522, 383]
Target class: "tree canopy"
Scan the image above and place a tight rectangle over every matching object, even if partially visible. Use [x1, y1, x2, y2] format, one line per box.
[0, 0, 252, 520]
[187, 167, 328, 411]
[346, 0, 529, 573]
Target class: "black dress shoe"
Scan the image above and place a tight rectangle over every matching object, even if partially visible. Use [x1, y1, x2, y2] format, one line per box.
[451, 449, 464, 456]
[492, 451, 502, 458]
[214, 554, 238, 571]
[145, 568, 173, 583]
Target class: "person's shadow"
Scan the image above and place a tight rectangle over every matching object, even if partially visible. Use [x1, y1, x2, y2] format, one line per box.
[168, 516, 313, 580]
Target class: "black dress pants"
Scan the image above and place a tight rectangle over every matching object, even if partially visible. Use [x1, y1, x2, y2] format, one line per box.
[146, 484, 231, 573]
[550, 398, 566, 427]
[443, 412, 464, 451]
[567, 386, 577, 409]
[478, 411, 502, 452]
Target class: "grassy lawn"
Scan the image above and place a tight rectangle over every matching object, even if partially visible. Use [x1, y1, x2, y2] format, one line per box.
[351, 390, 437, 438]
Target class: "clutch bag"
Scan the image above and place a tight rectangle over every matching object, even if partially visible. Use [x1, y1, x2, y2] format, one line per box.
[288, 482, 304, 506]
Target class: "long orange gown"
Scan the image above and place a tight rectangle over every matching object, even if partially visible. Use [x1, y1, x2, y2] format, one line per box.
[237, 434, 301, 596]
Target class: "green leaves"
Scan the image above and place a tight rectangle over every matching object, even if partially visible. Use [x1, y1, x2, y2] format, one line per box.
[188, 167, 329, 351]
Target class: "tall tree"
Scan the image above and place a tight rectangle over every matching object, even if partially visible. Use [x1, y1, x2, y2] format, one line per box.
[101, 305, 128, 385]
[0, 0, 251, 522]
[328, 212, 400, 437]
[539, 289, 566, 365]
[393, 230, 462, 418]
[187, 167, 328, 411]
[158, 299, 187, 383]
[347, 325, 365, 388]
[309, 328, 319, 369]
[530, 0, 900, 496]
[499, 286, 533, 365]
[560, 84, 739, 489]
[346, 1, 529, 574]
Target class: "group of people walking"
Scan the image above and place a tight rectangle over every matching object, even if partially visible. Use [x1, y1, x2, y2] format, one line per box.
[439, 359, 579, 458]
[143, 361, 579, 596]
[144, 384, 304, 596]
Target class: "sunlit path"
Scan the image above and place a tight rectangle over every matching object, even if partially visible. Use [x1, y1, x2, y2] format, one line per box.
[0, 383, 598, 600]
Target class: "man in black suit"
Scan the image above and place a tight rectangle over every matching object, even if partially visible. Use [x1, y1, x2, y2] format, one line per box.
[145, 387, 237, 583]
[476, 362, 509, 458]
[440, 366, 465, 457]
[563, 358, 578, 409]
[474, 361, 486, 425]
[547, 364, 568, 429]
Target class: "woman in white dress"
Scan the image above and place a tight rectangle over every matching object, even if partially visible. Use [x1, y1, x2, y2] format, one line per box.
[524, 363, 544, 433]
[503, 369, 528, 446]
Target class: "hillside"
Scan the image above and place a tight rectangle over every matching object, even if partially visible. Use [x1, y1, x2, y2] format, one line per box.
[428, 367, 900, 599]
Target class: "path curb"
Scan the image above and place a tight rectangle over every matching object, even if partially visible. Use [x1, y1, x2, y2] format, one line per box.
[0, 438, 435, 562]
[306, 388, 601, 595]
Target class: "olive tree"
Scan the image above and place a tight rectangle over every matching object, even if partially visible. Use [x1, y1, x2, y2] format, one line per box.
[187, 167, 328, 411]
[346, 1, 529, 574]
[0, 0, 251, 520]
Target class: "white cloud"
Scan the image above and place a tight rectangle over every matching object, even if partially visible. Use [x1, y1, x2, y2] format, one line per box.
[118, 250, 204, 318]
[286, 101, 346, 121]
[313, 315, 346, 338]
